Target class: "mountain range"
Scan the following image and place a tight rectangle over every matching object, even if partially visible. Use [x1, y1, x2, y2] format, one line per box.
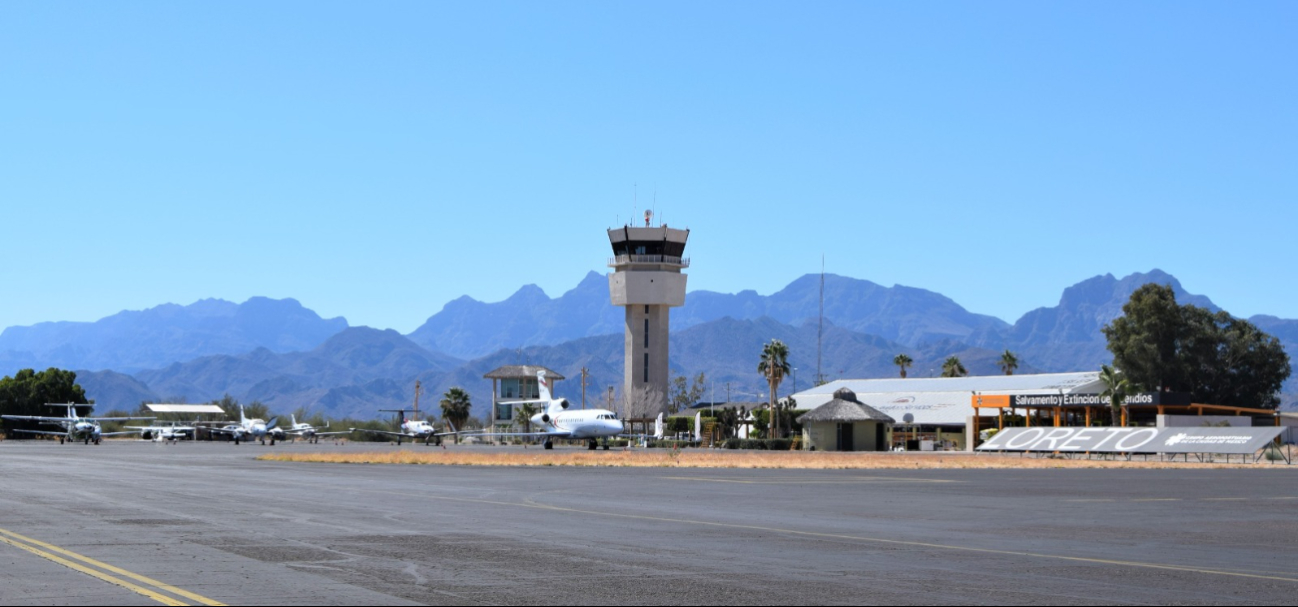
[2, 269, 1294, 419]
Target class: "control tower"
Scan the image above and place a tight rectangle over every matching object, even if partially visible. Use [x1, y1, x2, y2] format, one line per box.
[607, 214, 690, 414]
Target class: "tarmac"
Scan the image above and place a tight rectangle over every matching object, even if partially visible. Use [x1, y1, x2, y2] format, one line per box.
[1, 440, 1296, 606]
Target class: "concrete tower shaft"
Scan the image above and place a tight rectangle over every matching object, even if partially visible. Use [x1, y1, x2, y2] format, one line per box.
[607, 226, 690, 416]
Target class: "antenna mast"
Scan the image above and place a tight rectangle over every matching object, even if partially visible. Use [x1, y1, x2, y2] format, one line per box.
[817, 256, 825, 386]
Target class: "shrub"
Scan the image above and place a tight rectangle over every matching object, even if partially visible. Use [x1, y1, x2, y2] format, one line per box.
[722, 438, 795, 451]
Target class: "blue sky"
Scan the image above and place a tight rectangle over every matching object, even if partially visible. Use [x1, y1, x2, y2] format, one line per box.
[1, 1, 1294, 332]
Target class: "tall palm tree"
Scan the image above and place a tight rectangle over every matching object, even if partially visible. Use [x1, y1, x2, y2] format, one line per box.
[894, 354, 914, 379]
[941, 356, 968, 378]
[439, 387, 473, 444]
[757, 339, 792, 439]
[1099, 365, 1130, 427]
[999, 351, 1020, 376]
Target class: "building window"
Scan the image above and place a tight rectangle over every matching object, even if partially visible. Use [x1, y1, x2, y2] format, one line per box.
[643, 353, 649, 383]
[644, 318, 649, 347]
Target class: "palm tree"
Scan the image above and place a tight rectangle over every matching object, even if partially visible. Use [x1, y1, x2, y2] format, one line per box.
[999, 350, 1020, 376]
[941, 356, 968, 378]
[757, 339, 792, 439]
[894, 354, 914, 379]
[514, 402, 539, 442]
[439, 387, 472, 444]
[1099, 365, 1130, 427]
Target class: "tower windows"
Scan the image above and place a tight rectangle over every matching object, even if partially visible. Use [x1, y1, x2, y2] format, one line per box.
[644, 353, 649, 384]
[644, 318, 649, 347]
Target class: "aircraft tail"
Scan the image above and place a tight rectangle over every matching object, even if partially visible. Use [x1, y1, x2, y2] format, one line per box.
[654, 413, 665, 440]
[537, 371, 552, 402]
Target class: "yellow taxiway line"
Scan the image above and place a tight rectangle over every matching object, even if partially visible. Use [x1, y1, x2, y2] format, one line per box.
[0, 528, 224, 606]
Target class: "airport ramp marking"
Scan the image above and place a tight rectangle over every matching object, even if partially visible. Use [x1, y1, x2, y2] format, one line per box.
[0, 527, 225, 606]
[325, 484, 1298, 586]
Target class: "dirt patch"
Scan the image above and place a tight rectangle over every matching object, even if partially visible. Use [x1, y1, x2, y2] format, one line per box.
[257, 449, 1298, 470]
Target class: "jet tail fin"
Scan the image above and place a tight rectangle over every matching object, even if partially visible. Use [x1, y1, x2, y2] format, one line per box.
[654, 413, 665, 440]
[537, 371, 552, 402]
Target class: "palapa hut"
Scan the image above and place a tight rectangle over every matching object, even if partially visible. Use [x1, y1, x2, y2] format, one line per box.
[798, 388, 895, 452]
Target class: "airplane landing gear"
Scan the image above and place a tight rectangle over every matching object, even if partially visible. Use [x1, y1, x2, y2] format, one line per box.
[587, 439, 598, 451]
[543, 440, 554, 450]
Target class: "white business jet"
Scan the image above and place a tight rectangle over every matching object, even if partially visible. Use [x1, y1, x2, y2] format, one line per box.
[201, 404, 283, 445]
[1, 404, 154, 445]
[459, 371, 663, 450]
[285, 415, 350, 444]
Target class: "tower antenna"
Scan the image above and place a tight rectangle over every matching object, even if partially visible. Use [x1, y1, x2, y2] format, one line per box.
[817, 255, 825, 386]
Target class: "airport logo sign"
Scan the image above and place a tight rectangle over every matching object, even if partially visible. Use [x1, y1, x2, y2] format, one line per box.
[978, 427, 1284, 455]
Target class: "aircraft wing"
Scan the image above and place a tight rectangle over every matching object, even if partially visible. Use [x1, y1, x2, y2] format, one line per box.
[86, 417, 155, 422]
[351, 428, 413, 439]
[205, 427, 243, 435]
[311, 431, 353, 437]
[99, 431, 140, 437]
[1, 415, 67, 423]
[11, 429, 70, 437]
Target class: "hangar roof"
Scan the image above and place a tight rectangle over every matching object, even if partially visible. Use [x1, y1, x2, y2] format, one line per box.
[790, 372, 1105, 427]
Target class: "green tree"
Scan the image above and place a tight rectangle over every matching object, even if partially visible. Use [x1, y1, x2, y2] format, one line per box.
[998, 351, 1020, 376]
[668, 372, 707, 414]
[1103, 284, 1183, 393]
[439, 387, 473, 444]
[0, 369, 90, 438]
[1098, 364, 1131, 427]
[893, 354, 914, 379]
[1104, 284, 1291, 408]
[941, 356, 968, 378]
[758, 340, 792, 438]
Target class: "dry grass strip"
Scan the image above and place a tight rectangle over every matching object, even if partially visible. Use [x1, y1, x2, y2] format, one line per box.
[258, 448, 1297, 470]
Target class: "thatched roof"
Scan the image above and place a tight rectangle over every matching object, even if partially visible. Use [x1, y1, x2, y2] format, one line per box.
[798, 388, 895, 424]
[483, 366, 567, 380]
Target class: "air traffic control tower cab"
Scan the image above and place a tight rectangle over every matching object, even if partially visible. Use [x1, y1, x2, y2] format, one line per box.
[607, 213, 690, 414]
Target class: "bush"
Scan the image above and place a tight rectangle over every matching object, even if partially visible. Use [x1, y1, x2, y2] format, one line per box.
[648, 440, 700, 449]
[722, 438, 795, 451]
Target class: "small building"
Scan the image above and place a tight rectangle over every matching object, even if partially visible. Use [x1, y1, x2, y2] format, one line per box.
[798, 388, 895, 452]
[484, 366, 566, 431]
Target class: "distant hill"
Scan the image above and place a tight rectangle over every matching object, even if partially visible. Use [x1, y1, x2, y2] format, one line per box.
[408, 271, 1011, 359]
[0, 298, 348, 373]
[132, 327, 463, 418]
[7, 268, 1295, 419]
[999, 270, 1223, 372]
[73, 370, 161, 412]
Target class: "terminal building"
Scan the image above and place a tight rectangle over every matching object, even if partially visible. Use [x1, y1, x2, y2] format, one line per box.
[791, 372, 1292, 451]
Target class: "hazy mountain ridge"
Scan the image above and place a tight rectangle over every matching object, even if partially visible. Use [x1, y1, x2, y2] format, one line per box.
[0, 297, 348, 373]
[6, 269, 1295, 418]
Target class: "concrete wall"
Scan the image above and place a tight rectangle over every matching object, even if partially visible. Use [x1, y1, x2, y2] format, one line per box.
[608, 272, 687, 307]
[804, 421, 884, 452]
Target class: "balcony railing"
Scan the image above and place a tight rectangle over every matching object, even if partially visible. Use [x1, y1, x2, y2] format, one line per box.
[608, 255, 690, 268]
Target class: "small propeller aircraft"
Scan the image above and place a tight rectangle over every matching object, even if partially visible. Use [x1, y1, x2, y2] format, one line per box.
[284, 415, 350, 444]
[351, 409, 456, 446]
[200, 404, 283, 445]
[1, 404, 154, 445]
[124, 422, 196, 442]
[457, 371, 664, 450]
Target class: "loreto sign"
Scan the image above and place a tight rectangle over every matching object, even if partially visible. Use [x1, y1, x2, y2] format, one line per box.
[978, 427, 1285, 455]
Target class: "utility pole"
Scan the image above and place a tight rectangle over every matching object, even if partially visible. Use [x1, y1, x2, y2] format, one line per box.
[726, 382, 731, 404]
[581, 367, 589, 410]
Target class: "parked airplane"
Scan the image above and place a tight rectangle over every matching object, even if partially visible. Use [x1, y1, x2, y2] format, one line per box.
[285, 415, 349, 444]
[200, 405, 282, 445]
[458, 371, 664, 450]
[351, 409, 456, 446]
[1, 404, 154, 445]
[125, 423, 196, 442]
